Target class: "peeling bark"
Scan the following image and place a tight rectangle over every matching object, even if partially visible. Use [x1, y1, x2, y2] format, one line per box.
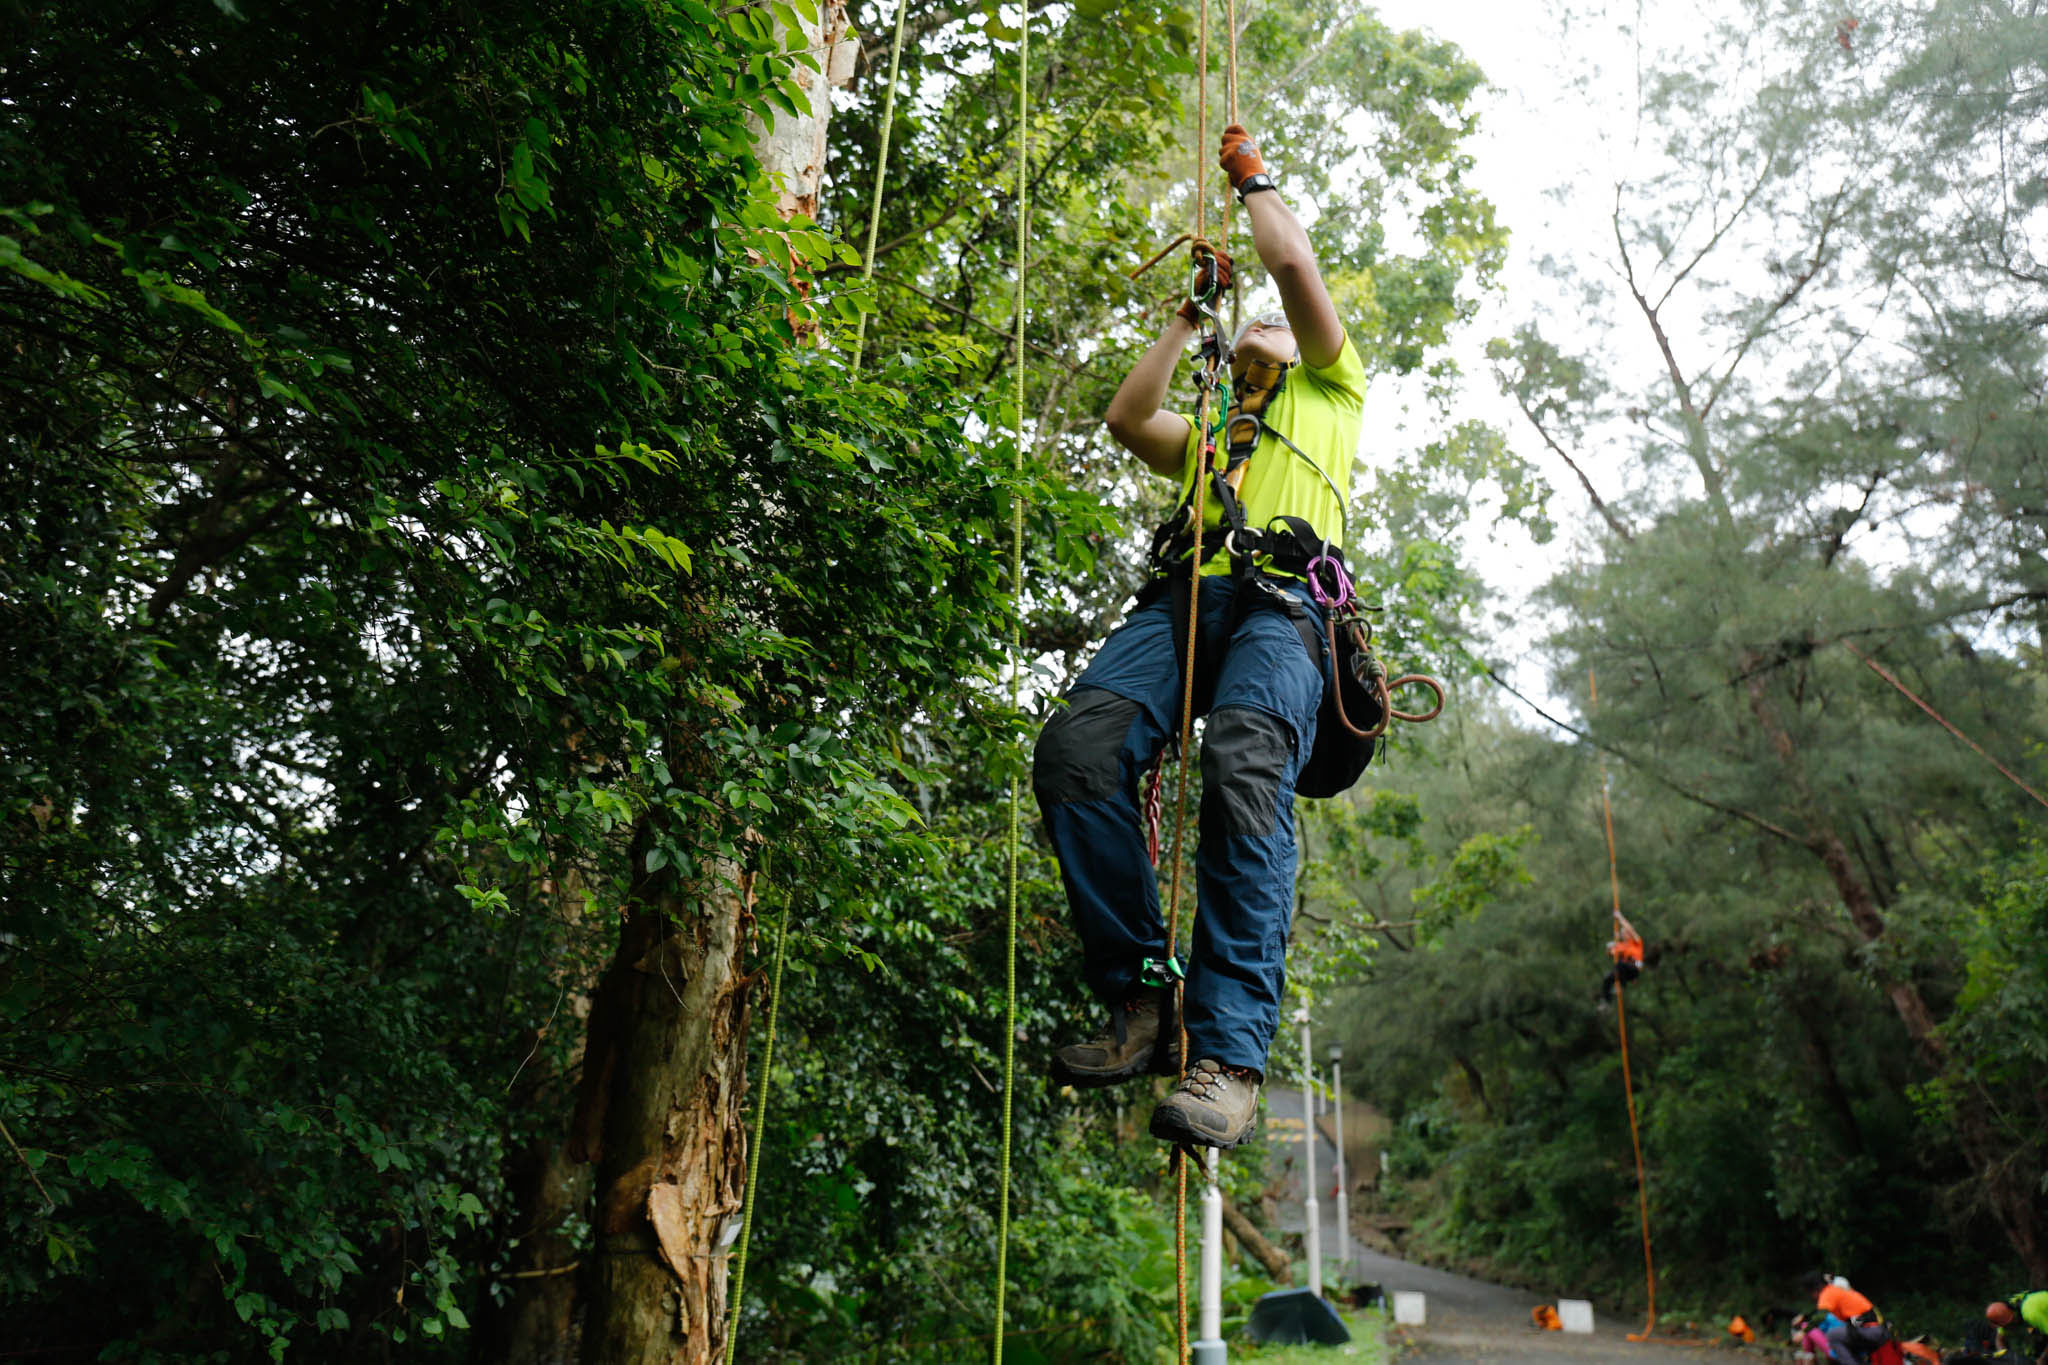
[575, 869, 754, 1365]
[745, 0, 855, 220]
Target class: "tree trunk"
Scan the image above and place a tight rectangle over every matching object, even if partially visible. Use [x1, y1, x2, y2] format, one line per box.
[745, 0, 855, 221]
[542, 11, 859, 1359]
[488, 870, 599, 1365]
[489, 1135, 594, 1365]
[575, 872, 754, 1365]
[1740, 654, 2048, 1280]
[745, 0, 854, 338]
[1222, 1197, 1292, 1284]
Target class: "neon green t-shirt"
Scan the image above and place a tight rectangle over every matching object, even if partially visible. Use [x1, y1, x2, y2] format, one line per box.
[1164, 331, 1368, 576]
[2019, 1290, 2048, 1336]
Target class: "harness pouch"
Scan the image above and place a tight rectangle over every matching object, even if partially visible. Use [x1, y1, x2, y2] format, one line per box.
[1297, 614, 1383, 799]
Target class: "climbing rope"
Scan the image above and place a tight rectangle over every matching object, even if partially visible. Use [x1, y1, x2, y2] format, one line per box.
[850, 0, 911, 373]
[1157, 5, 1246, 1357]
[723, 891, 791, 1365]
[1590, 670, 1657, 1342]
[1841, 640, 2048, 813]
[1163, 320, 1211, 1365]
[990, 1, 1029, 1356]
[724, 7, 916, 1351]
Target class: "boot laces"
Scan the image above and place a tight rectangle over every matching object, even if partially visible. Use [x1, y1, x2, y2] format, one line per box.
[1180, 1058, 1254, 1101]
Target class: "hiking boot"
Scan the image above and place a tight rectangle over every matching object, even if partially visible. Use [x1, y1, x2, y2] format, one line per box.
[1149, 1058, 1261, 1148]
[1050, 991, 1179, 1088]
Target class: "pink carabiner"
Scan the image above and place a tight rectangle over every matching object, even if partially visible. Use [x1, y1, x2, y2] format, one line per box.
[1305, 554, 1352, 610]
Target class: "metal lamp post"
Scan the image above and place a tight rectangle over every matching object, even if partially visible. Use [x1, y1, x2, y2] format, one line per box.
[1192, 1146, 1227, 1364]
[1297, 1009, 1321, 1298]
[1328, 1040, 1349, 1277]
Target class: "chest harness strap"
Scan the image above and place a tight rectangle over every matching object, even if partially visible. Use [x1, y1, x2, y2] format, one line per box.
[1141, 355, 1441, 750]
[1143, 357, 1356, 718]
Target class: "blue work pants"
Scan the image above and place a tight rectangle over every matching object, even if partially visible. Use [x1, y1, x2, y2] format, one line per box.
[1031, 574, 1325, 1074]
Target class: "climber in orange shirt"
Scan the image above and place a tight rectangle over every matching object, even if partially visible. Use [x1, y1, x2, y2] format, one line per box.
[1600, 913, 1645, 1005]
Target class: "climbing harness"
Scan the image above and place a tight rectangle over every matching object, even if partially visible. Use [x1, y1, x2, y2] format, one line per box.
[1592, 670, 1658, 1342]
[1134, 342, 1445, 799]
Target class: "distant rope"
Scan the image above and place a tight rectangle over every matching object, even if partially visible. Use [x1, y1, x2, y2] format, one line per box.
[1591, 670, 1657, 1342]
[1841, 640, 2048, 812]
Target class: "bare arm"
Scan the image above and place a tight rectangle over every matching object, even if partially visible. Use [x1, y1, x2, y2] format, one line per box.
[1104, 314, 1196, 477]
[1243, 189, 1344, 369]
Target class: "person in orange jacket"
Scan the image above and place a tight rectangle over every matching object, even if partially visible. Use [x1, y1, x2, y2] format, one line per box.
[1600, 913, 1645, 1004]
[1804, 1272, 1888, 1363]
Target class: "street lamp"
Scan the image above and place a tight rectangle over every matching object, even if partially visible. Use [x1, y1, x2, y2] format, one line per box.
[1192, 1147, 1226, 1364]
[1297, 1008, 1321, 1298]
[1327, 1041, 1349, 1277]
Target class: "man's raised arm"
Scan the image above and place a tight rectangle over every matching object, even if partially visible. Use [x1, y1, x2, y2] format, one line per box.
[1220, 125, 1344, 370]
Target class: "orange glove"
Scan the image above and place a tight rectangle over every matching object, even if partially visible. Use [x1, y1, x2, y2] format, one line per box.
[1176, 242, 1233, 327]
[1218, 124, 1266, 189]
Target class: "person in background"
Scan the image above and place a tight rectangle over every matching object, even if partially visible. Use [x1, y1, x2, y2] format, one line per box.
[1985, 1293, 2048, 1365]
[1804, 1271, 1888, 1364]
[1600, 913, 1645, 1005]
[1791, 1312, 1841, 1363]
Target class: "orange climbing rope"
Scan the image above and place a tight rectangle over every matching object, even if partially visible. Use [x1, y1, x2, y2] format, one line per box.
[1158, 3, 1239, 1358]
[1591, 669, 1657, 1342]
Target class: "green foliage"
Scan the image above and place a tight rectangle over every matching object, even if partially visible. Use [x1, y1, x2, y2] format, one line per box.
[1915, 840, 2048, 1158]
[1, 0, 1089, 1356]
[4, 0, 1517, 1355]
[1313, 0, 2048, 1318]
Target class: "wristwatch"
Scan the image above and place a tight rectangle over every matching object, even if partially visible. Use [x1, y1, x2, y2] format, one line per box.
[1236, 172, 1278, 203]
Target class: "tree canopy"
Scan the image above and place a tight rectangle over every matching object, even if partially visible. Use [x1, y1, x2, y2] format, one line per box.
[5, 0, 2044, 1359]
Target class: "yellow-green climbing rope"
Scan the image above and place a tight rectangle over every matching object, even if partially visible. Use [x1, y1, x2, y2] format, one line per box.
[991, 2, 1029, 1358]
[722, 896, 790, 1365]
[850, 0, 912, 372]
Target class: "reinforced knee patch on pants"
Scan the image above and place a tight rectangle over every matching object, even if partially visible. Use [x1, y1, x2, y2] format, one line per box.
[1033, 688, 1141, 805]
[1201, 707, 1293, 838]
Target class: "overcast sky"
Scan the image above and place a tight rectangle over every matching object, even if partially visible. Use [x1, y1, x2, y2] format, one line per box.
[1350, 0, 1679, 712]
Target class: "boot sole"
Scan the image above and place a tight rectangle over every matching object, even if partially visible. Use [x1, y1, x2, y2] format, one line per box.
[1148, 1104, 1258, 1149]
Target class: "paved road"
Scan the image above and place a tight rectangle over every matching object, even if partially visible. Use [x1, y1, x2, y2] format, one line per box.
[1339, 1246, 1681, 1363]
[1256, 1087, 1684, 1360]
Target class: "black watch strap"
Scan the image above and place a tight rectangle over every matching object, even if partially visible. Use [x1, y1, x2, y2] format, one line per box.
[1236, 172, 1278, 202]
